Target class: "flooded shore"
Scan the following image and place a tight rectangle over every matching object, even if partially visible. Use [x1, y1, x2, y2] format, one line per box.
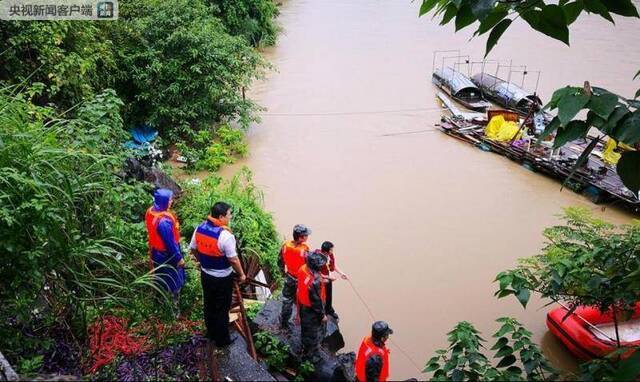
[229, 0, 640, 378]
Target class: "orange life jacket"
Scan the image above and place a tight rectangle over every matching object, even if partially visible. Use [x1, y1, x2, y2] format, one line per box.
[145, 207, 181, 252]
[194, 216, 232, 270]
[355, 336, 390, 382]
[296, 264, 326, 308]
[281, 240, 309, 277]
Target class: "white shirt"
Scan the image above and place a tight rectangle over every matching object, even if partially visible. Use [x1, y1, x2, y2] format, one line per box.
[190, 229, 238, 277]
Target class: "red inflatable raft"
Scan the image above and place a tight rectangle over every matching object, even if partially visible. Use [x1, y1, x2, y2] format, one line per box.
[547, 303, 640, 360]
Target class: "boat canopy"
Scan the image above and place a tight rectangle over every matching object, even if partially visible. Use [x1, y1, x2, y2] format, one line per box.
[433, 67, 482, 99]
[471, 73, 542, 111]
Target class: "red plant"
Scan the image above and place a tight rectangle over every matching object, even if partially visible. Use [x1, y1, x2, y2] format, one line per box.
[86, 316, 150, 373]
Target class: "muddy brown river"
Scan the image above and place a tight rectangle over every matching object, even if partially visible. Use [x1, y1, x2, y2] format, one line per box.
[226, 1, 640, 379]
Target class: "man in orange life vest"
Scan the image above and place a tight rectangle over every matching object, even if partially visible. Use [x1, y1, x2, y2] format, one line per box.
[278, 224, 311, 330]
[189, 201, 247, 348]
[297, 250, 327, 364]
[355, 321, 393, 382]
[145, 188, 185, 312]
[316, 241, 348, 321]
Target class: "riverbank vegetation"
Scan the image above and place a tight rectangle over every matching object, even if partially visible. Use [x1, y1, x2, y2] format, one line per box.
[0, 0, 282, 378]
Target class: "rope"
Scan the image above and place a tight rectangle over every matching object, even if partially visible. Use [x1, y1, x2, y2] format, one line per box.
[346, 279, 424, 375]
[346, 279, 376, 321]
[260, 107, 443, 117]
[380, 128, 439, 137]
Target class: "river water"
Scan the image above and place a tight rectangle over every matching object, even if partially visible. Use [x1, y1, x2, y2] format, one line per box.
[229, 1, 640, 379]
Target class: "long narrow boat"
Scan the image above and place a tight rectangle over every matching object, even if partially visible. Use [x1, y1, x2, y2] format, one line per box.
[436, 104, 640, 210]
[547, 304, 640, 360]
[471, 73, 544, 116]
[432, 67, 492, 112]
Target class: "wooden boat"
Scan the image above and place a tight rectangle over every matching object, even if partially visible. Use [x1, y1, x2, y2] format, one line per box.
[547, 303, 640, 360]
[432, 67, 492, 112]
[436, 112, 640, 210]
[471, 73, 544, 117]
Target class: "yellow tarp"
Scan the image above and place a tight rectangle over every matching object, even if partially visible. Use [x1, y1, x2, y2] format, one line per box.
[603, 138, 621, 165]
[484, 115, 521, 142]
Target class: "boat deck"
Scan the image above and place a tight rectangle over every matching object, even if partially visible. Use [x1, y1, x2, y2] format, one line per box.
[438, 116, 640, 210]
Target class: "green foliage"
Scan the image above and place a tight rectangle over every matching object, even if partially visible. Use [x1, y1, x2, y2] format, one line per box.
[418, 0, 638, 55]
[18, 355, 44, 376]
[543, 86, 639, 161]
[0, 89, 169, 364]
[494, 207, 640, 318]
[245, 301, 263, 321]
[178, 125, 248, 172]
[579, 349, 640, 382]
[1, 0, 277, 146]
[74, 89, 127, 154]
[176, 169, 282, 281]
[425, 318, 640, 381]
[0, 21, 115, 107]
[209, 0, 280, 47]
[294, 360, 316, 382]
[111, 0, 268, 139]
[179, 267, 204, 323]
[424, 318, 557, 381]
[254, 331, 290, 371]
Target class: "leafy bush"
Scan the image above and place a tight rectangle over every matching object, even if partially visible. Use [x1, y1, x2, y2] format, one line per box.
[245, 301, 263, 321]
[181, 124, 249, 172]
[176, 169, 282, 282]
[111, 0, 268, 139]
[294, 360, 316, 382]
[424, 318, 557, 381]
[254, 331, 290, 371]
[0, 21, 115, 107]
[425, 318, 640, 381]
[209, 0, 280, 47]
[0, 89, 167, 369]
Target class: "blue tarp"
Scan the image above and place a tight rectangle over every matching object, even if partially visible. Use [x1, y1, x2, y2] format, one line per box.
[124, 124, 158, 150]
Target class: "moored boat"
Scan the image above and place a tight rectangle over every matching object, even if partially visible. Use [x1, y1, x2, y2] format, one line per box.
[432, 67, 492, 112]
[471, 73, 544, 117]
[546, 303, 640, 360]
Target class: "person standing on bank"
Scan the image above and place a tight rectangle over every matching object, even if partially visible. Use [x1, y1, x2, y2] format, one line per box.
[297, 251, 327, 364]
[145, 188, 186, 314]
[316, 241, 348, 321]
[355, 321, 393, 382]
[278, 224, 311, 331]
[190, 201, 247, 348]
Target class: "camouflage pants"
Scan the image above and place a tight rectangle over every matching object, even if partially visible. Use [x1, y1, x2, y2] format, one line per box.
[280, 274, 297, 327]
[300, 306, 323, 364]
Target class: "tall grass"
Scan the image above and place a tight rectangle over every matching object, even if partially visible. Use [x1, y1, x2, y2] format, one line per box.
[0, 88, 170, 367]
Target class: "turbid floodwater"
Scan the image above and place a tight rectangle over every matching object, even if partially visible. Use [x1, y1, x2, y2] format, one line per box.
[224, 1, 640, 379]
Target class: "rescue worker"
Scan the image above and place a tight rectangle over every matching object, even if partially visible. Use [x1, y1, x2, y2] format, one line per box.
[278, 224, 311, 330]
[297, 250, 327, 364]
[316, 241, 348, 321]
[145, 188, 185, 313]
[355, 321, 393, 382]
[189, 201, 247, 348]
